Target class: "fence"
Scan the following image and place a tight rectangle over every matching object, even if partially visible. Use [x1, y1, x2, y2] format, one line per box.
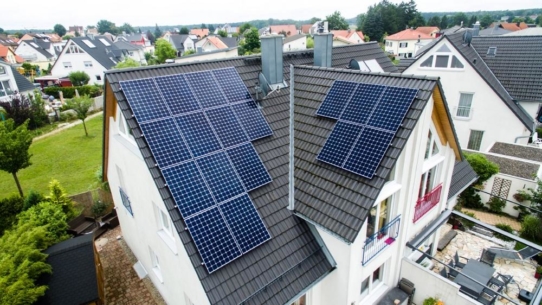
[69, 188, 113, 217]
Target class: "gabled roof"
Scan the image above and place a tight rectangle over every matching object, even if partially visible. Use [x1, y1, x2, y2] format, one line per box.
[113, 40, 142, 51]
[36, 234, 99, 305]
[283, 34, 306, 44]
[400, 31, 534, 130]
[20, 39, 54, 59]
[205, 36, 228, 49]
[331, 30, 365, 41]
[103, 42, 396, 305]
[10, 67, 35, 93]
[490, 22, 528, 31]
[470, 35, 542, 101]
[479, 26, 511, 36]
[386, 28, 433, 40]
[448, 160, 478, 199]
[470, 150, 540, 180]
[68, 36, 121, 70]
[269, 25, 298, 36]
[504, 27, 542, 36]
[301, 24, 313, 34]
[169, 34, 191, 50]
[292, 67, 454, 242]
[416, 26, 439, 35]
[190, 28, 209, 37]
[489, 142, 542, 163]
[0, 34, 19, 47]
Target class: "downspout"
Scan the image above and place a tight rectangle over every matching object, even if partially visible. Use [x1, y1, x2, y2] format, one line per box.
[515, 135, 531, 143]
[288, 64, 295, 210]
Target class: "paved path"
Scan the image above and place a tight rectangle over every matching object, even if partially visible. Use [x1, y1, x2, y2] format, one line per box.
[462, 208, 522, 231]
[33, 111, 103, 141]
[95, 227, 165, 305]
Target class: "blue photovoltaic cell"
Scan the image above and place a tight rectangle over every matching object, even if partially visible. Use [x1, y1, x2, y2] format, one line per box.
[226, 143, 272, 191]
[197, 152, 245, 203]
[176, 112, 221, 157]
[154, 74, 200, 114]
[367, 87, 418, 131]
[120, 79, 170, 122]
[184, 71, 227, 108]
[212, 68, 251, 103]
[316, 80, 359, 119]
[206, 106, 248, 148]
[317, 121, 363, 167]
[185, 207, 242, 273]
[219, 194, 271, 253]
[343, 127, 395, 178]
[162, 162, 215, 217]
[340, 84, 386, 124]
[139, 118, 191, 168]
[231, 100, 273, 140]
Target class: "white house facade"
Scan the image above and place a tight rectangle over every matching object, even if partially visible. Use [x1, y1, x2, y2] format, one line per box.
[15, 40, 56, 69]
[283, 34, 306, 52]
[0, 61, 36, 102]
[385, 29, 434, 58]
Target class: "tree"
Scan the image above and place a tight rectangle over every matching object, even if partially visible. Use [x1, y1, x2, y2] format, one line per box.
[409, 12, 426, 27]
[217, 30, 227, 37]
[13, 32, 23, 39]
[326, 11, 349, 30]
[154, 38, 176, 63]
[240, 23, 252, 33]
[62, 34, 73, 40]
[0, 119, 33, 197]
[309, 17, 321, 24]
[356, 14, 366, 31]
[306, 36, 314, 48]
[518, 178, 542, 217]
[465, 153, 499, 185]
[44, 179, 78, 220]
[208, 24, 215, 33]
[68, 71, 90, 86]
[119, 23, 135, 34]
[536, 16, 542, 27]
[74, 31, 81, 37]
[428, 16, 441, 27]
[362, 5, 385, 42]
[114, 58, 141, 69]
[440, 15, 449, 29]
[53, 24, 66, 36]
[66, 95, 93, 137]
[97, 19, 117, 34]
[180, 27, 189, 34]
[138, 27, 142, 34]
[480, 14, 493, 28]
[469, 15, 478, 27]
[154, 24, 162, 39]
[201, 23, 207, 29]
[244, 28, 260, 52]
[453, 12, 469, 26]
[146, 30, 155, 44]
[0, 28, 4, 34]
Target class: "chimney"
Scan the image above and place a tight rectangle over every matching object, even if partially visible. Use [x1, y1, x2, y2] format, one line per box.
[314, 33, 333, 67]
[473, 21, 480, 36]
[418, 34, 421, 43]
[260, 34, 284, 86]
[197, 46, 202, 54]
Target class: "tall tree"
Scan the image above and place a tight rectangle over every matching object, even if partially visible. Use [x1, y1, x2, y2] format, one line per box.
[0, 28, 4, 34]
[0, 119, 33, 197]
[208, 24, 215, 33]
[453, 12, 469, 26]
[440, 15, 449, 29]
[97, 19, 117, 34]
[244, 28, 260, 51]
[180, 27, 189, 34]
[362, 5, 384, 42]
[68, 71, 90, 86]
[428, 16, 441, 27]
[326, 11, 349, 30]
[201, 23, 207, 29]
[309, 17, 321, 24]
[119, 23, 135, 34]
[53, 24, 66, 36]
[154, 39, 176, 63]
[379, 1, 399, 34]
[217, 30, 227, 37]
[66, 96, 93, 137]
[146, 30, 155, 44]
[480, 14, 493, 28]
[154, 24, 162, 39]
[240, 23, 252, 34]
[138, 27, 142, 34]
[356, 14, 366, 31]
[409, 12, 426, 27]
[468, 15, 478, 27]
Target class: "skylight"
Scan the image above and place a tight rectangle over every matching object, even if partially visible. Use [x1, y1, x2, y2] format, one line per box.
[99, 38, 111, 46]
[82, 40, 96, 48]
[487, 47, 497, 57]
[30, 42, 39, 48]
[364, 59, 383, 72]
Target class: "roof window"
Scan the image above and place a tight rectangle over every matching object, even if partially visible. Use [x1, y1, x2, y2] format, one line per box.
[487, 47, 497, 57]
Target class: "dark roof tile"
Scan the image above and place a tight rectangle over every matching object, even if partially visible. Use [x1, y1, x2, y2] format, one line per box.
[448, 160, 478, 199]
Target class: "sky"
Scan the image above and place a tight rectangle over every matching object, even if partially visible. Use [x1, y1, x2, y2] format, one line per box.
[2, 0, 540, 30]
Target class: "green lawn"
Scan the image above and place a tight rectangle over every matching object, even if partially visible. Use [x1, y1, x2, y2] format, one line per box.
[0, 115, 103, 199]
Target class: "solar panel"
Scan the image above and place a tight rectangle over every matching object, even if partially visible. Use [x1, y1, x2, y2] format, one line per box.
[206, 106, 249, 148]
[341, 84, 385, 124]
[185, 207, 242, 273]
[212, 68, 251, 103]
[139, 118, 191, 168]
[162, 162, 215, 217]
[120, 79, 170, 122]
[367, 87, 418, 131]
[226, 143, 272, 191]
[154, 74, 200, 115]
[232, 100, 273, 140]
[197, 152, 245, 203]
[184, 71, 227, 108]
[343, 127, 395, 178]
[317, 121, 363, 168]
[175, 112, 222, 157]
[316, 80, 359, 119]
[219, 194, 270, 253]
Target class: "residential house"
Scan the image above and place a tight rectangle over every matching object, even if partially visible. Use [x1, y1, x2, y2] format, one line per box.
[168, 34, 196, 56]
[113, 41, 147, 65]
[489, 22, 528, 32]
[20, 32, 66, 55]
[259, 25, 299, 37]
[101, 31, 476, 305]
[331, 30, 365, 44]
[466, 142, 542, 217]
[0, 34, 19, 50]
[115, 33, 151, 47]
[15, 38, 56, 69]
[190, 28, 209, 39]
[283, 34, 306, 51]
[478, 25, 512, 36]
[86, 27, 99, 36]
[214, 24, 239, 35]
[384, 28, 434, 58]
[174, 47, 239, 64]
[301, 24, 313, 34]
[195, 36, 237, 53]
[0, 46, 24, 64]
[415, 26, 440, 38]
[51, 36, 124, 84]
[503, 27, 542, 36]
[0, 59, 36, 101]
[68, 25, 84, 36]
[400, 30, 535, 152]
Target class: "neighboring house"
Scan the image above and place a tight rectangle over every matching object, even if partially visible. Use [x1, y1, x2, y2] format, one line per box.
[174, 47, 239, 63]
[478, 25, 512, 36]
[283, 34, 306, 51]
[115, 33, 151, 47]
[100, 33, 477, 305]
[384, 28, 434, 58]
[51, 36, 123, 84]
[190, 28, 209, 39]
[214, 24, 239, 35]
[67, 25, 84, 36]
[503, 27, 542, 36]
[0, 34, 19, 50]
[400, 30, 535, 152]
[259, 24, 299, 36]
[168, 34, 196, 56]
[0, 59, 36, 101]
[86, 27, 99, 36]
[415, 26, 440, 38]
[35, 234, 104, 305]
[15, 38, 56, 69]
[489, 22, 528, 32]
[0, 46, 24, 64]
[331, 30, 365, 44]
[113, 41, 147, 65]
[197, 36, 237, 53]
[332, 35, 355, 46]
[301, 24, 313, 34]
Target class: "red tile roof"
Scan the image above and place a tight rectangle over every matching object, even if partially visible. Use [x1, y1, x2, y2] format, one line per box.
[0, 45, 8, 57]
[331, 30, 365, 40]
[206, 36, 228, 49]
[415, 26, 439, 35]
[490, 22, 529, 31]
[190, 29, 209, 38]
[15, 55, 24, 63]
[385, 28, 433, 40]
[269, 25, 297, 36]
[301, 24, 312, 34]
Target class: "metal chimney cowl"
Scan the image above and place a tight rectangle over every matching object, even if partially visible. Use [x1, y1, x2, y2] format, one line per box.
[314, 33, 333, 68]
[260, 34, 284, 86]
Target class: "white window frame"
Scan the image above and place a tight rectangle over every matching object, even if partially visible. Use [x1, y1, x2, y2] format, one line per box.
[63, 62, 72, 69]
[117, 105, 136, 144]
[0, 66, 5, 74]
[399, 42, 408, 48]
[467, 130, 484, 151]
[360, 262, 386, 298]
[455, 92, 474, 120]
[154, 202, 177, 254]
[149, 248, 163, 282]
[0, 80, 13, 97]
[84, 61, 93, 68]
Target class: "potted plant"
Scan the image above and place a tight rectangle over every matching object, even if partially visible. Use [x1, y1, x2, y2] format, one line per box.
[423, 296, 444, 305]
[513, 192, 528, 202]
[91, 199, 110, 223]
[535, 266, 542, 279]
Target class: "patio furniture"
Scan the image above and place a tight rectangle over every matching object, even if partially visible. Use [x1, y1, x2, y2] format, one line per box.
[437, 230, 457, 251]
[477, 288, 497, 305]
[454, 251, 468, 269]
[454, 260, 496, 297]
[440, 267, 448, 278]
[488, 247, 541, 261]
[376, 278, 415, 305]
[489, 273, 512, 292]
[479, 249, 496, 267]
[448, 266, 458, 280]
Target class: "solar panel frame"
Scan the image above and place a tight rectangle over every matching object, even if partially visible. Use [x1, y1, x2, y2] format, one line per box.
[316, 80, 359, 119]
[184, 71, 228, 108]
[175, 112, 222, 157]
[154, 74, 201, 115]
[206, 106, 249, 148]
[317, 121, 363, 168]
[231, 100, 273, 141]
[340, 84, 386, 124]
[212, 67, 252, 103]
[139, 118, 192, 168]
[119, 78, 170, 123]
[196, 151, 246, 203]
[366, 86, 418, 131]
[226, 143, 272, 191]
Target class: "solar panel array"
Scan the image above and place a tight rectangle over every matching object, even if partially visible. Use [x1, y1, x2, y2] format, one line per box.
[120, 67, 273, 273]
[316, 80, 418, 179]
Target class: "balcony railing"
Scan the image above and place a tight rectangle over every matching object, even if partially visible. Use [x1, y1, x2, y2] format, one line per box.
[413, 184, 442, 223]
[362, 215, 401, 265]
[119, 187, 133, 215]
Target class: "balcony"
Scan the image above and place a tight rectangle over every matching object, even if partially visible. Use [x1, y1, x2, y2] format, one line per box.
[413, 184, 442, 223]
[362, 215, 401, 265]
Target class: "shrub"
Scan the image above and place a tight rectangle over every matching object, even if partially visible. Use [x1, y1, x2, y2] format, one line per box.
[458, 187, 484, 209]
[91, 199, 110, 219]
[44, 180, 78, 221]
[465, 153, 499, 185]
[43, 85, 102, 99]
[488, 197, 506, 213]
[0, 195, 24, 235]
[494, 223, 514, 241]
[520, 214, 542, 241]
[68, 71, 90, 86]
[23, 190, 44, 211]
[0, 93, 48, 130]
[461, 210, 478, 229]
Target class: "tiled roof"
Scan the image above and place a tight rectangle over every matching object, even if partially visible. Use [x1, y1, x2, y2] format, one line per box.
[283, 34, 306, 44]
[489, 142, 542, 163]
[470, 35, 542, 102]
[490, 22, 528, 31]
[218, 36, 237, 48]
[169, 34, 191, 50]
[475, 152, 540, 180]
[22, 39, 54, 59]
[35, 234, 99, 305]
[206, 36, 228, 49]
[0, 45, 8, 57]
[479, 26, 512, 36]
[190, 28, 210, 37]
[396, 58, 415, 73]
[331, 30, 365, 41]
[415, 26, 439, 35]
[386, 29, 433, 40]
[292, 66, 440, 242]
[11, 66, 35, 93]
[0, 34, 19, 47]
[69, 36, 120, 69]
[301, 24, 312, 34]
[104, 42, 396, 304]
[448, 160, 478, 199]
[113, 40, 142, 51]
[270, 25, 298, 36]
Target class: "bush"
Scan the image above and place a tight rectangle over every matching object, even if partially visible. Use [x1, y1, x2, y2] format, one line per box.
[44, 180, 79, 221]
[43, 85, 102, 99]
[91, 199, 110, 219]
[488, 197, 506, 213]
[23, 190, 44, 211]
[465, 153, 499, 185]
[461, 210, 478, 229]
[0, 195, 24, 235]
[520, 214, 542, 241]
[0, 93, 49, 130]
[495, 223, 514, 241]
[68, 71, 90, 86]
[458, 187, 484, 209]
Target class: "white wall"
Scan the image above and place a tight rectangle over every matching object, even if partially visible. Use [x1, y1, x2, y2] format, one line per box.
[15, 42, 52, 62]
[332, 40, 351, 47]
[51, 51, 107, 84]
[479, 173, 538, 217]
[174, 48, 238, 64]
[183, 38, 195, 51]
[107, 111, 210, 305]
[404, 39, 531, 151]
[385, 39, 433, 57]
[283, 37, 307, 52]
[519, 101, 541, 123]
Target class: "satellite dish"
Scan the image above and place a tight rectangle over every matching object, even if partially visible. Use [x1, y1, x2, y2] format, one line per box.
[463, 31, 472, 46]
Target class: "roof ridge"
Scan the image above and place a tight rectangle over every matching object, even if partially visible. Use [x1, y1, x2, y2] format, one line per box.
[293, 64, 440, 81]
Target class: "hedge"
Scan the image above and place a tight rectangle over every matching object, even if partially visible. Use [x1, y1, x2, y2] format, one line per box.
[44, 85, 102, 99]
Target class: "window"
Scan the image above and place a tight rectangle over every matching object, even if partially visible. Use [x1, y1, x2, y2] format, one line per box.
[149, 248, 163, 282]
[63, 62, 72, 68]
[96, 75, 101, 81]
[0, 80, 13, 97]
[366, 197, 390, 238]
[84, 61, 93, 67]
[360, 263, 385, 297]
[118, 110, 135, 141]
[467, 130, 484, 151]
[451, 56, 464, 68]
[0, 66, 5, 74]
[116, 165, 133, 215]
[154, 202, 177, 253]
[66, 43, 85, 54]
[159, 208, 173, 236]
[456, 93, 473, 118]
[420, 56, 433, 67]
[418, 165, 438, 199]
[487, 47, 497, 56]
[424, 130, 440, 159]
[435, 55, 449, 68]
[399, 42, 408, 48]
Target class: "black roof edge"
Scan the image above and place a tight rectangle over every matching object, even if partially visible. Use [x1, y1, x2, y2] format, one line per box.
[293, 64, 440, 81]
